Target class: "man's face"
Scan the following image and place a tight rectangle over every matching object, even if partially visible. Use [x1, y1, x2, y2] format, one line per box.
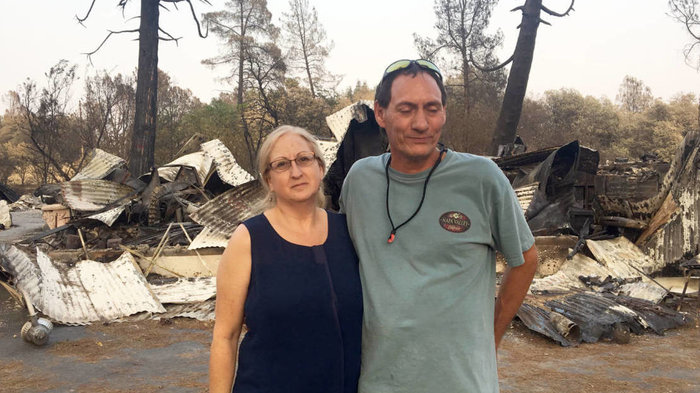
[375, 72, 446, 172]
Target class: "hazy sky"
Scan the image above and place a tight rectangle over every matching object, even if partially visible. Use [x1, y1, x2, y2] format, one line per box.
[1, 0, 699, 113]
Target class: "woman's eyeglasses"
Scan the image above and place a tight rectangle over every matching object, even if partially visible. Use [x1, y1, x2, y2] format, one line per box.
[382, 59, 443, 81]
[267, 151, 319, 173]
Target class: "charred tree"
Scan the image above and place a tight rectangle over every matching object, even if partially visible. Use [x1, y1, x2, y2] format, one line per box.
[78, 0, 209, 176]
[487, 0, 574, 156]
[129, 0, 160, 176]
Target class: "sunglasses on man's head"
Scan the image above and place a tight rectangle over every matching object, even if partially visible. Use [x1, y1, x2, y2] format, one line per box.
[382, 59, 443, 81]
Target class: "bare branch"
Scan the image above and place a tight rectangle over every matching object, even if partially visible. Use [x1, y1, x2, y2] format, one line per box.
[118, 0, 130, 18]
[84, 29, 140, 61]
[160, 0, 210, 38]
[539, 18, 552, 26]
[541, 0, 575, 18]
[424, 44, 448, 59]
[469, 52, 514, 72]
[669, 0, 700, 41]
[510, 5, 524, 13]
[186, 0, 209, 38]
[76, 0, 97, 25]
[159, 27, 181, 45]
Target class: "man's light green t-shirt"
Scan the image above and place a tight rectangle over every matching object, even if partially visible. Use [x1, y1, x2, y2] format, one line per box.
[340, 150, 535, 393]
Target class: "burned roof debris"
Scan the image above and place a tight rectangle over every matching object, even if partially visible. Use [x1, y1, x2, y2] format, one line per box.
[0, 182, 20, 204]
[0, 102, 697, 347]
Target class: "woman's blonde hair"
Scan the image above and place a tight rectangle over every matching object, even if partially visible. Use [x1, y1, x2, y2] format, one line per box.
[257, 125, 326, 209]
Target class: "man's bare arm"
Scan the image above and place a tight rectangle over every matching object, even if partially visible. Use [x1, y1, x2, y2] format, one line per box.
[494, 244, 538, 349]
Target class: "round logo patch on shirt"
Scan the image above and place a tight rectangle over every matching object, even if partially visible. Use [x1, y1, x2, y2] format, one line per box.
[439, 211, 471, 233]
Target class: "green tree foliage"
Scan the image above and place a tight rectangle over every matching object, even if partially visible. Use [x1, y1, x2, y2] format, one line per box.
[0, 104, 33, 184]
[14, 60, 84, 183]
[203, 0, 278, 105]
[335, 81, 375, 110]
[516, 88, 695, 162]
[275, 78, 335, 138]
[414, 0, 504, 147]
[441, 71, 506, 154]
[616, 75, 654, 113]
[154, 70, 203, 165]
[203, 0, 285, 168]
[281, 0, 337, 98]
[79, 71, 136, 159]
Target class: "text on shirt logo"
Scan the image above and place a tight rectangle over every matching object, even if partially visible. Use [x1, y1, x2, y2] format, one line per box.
[439, 211, 471, 233]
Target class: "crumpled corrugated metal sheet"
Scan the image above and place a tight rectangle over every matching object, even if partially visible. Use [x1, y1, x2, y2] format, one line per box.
[160, 301, 215, 321]
[121, 300, 216, 322]
[0, 245, 164, 325]
[147, 182, 192, 225]
[530, 237, 668, 303]
[514, 182, 538, 215]
[190, 180, 265, 238]
[610, 294, 688, 335]
[158, 151, 213, 186]
[618, 282, 668, 303]
[545, 292, 644, 343]
[87, 205, 126, 227]
[200, 139, 254, 187]
[72, 148, 126, 181]
[544, 292, 687, 343]
[0, 244, 40, 303]
[188, 226, 230, 250]
[517, 302, 581, 347]
[519, 291, 687, 345]
[587, 236, 666, 276]
[511, 141, 590, 235]
[60, 180, 136, 212]
[325, 100, 373, 142]
[0, 182, 20, 203]
[149, 277, 216, 304]
[529, 253, 612, 294]
[493, 146, 560, 168]
[318, 140, 340, 169]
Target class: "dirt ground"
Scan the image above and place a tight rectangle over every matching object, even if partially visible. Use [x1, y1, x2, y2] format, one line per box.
[499, 315, 700, 393]
[2, 211, 699, 392]
[1, 284, 698, 393]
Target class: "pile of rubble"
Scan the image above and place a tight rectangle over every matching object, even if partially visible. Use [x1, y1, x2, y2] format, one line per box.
[0, 130, 343, 325]
[0, 101, 697, 347]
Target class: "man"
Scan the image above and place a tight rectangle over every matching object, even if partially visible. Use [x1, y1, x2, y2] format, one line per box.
[339, 59, 538, 393]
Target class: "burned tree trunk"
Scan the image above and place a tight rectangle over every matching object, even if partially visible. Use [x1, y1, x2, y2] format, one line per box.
[489, 0, 574, 156]
[129, 0, 160, 176]
[489, 0, 542, 156]
[79, 0, 209, 176]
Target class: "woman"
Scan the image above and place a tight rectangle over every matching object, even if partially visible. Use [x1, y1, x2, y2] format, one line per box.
[209, 125, 362, 393]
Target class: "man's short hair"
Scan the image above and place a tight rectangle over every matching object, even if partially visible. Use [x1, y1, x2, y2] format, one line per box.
[374, 62, 447, 108]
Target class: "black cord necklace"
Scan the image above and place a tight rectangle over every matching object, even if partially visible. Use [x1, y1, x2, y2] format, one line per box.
[385, 147, 446, 244]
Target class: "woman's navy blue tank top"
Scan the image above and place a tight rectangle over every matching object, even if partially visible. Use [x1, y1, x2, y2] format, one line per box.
[233, 211, 362, 393]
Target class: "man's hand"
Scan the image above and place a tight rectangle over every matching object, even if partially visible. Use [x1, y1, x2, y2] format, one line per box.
[494, 244, 538, 350]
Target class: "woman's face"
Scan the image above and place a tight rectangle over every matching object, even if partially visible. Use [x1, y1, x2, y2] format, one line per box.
[265, 133, 323, 205]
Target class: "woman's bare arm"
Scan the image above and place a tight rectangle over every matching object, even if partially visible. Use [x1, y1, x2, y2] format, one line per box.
[209, 224, 252, 393]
